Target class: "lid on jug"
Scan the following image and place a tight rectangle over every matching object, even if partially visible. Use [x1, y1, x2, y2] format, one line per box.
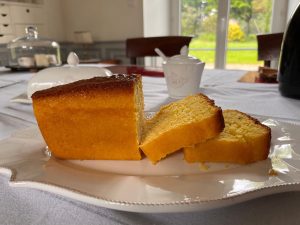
[165, 46, 202, 64]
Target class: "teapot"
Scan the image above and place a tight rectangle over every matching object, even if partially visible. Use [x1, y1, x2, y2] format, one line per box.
[156, 46, 205, 98]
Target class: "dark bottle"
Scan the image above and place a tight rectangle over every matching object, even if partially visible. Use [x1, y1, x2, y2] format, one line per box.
[279, 3, 300, 99]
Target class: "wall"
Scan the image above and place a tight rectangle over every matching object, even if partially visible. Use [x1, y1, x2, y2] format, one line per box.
[44, 0, 65, 41]
[60, 0, 144, 42]
[143, 0, 180, 37]
[143, 0, 170, 37]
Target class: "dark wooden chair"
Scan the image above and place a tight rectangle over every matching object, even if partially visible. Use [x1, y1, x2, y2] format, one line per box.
[126, 36, 193, 65]
[256, 32, 284, 67]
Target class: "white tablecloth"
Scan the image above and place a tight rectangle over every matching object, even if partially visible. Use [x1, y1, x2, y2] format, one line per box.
[0, 66, 300, 225]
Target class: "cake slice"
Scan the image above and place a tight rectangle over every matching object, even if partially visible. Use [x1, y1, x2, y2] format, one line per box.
[184, 110, 271, 164]
[140, 94, 224, 164]
[32, 74, 144, 160]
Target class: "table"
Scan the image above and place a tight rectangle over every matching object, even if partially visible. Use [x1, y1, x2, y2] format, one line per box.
[1, 66, 300, 225]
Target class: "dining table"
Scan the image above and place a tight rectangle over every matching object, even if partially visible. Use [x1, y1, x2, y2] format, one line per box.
[1, 64, 300, 225]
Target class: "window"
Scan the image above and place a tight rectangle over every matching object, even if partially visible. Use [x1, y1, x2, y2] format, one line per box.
[181, 0, 283, 70]
[181, 0, 218, 68]
[226, 0, 273, 70]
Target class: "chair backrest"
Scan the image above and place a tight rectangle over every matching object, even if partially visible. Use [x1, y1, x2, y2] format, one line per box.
[126, 36, 193, 65]
[256, 32, 284, 67]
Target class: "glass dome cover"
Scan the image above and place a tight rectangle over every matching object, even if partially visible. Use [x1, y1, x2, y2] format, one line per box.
[7, 26, 61, 69]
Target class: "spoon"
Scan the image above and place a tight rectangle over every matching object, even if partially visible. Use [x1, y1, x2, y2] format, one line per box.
[154, 48, 168, 61]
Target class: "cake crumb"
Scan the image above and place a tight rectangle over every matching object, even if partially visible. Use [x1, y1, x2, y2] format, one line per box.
[268, 168, 278, 176]
[199, 162, 209, 171]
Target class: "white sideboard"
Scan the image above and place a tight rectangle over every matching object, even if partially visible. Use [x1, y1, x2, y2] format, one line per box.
[0, 1, 45, 44]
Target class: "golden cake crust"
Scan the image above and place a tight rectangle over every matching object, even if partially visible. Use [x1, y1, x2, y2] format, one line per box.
[32, 74, 139, 99]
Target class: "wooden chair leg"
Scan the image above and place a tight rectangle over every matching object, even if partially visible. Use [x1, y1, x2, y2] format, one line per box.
[130, 58, 137, 65]
[264, 60, 271, 67]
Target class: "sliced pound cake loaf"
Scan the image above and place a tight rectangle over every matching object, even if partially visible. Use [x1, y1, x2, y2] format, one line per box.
[32, 74, 144, 160]
[140, 94, 225, 164]
[184, 110, 271, 164]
